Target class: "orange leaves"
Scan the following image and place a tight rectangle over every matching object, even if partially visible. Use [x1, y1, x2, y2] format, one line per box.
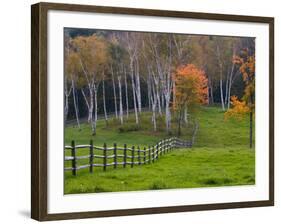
[233, 48, 255, 84]
[224, 96, 250, 121]
[232, 48, 255, 112]
[173, 64, 208, 110]
[233, 55, 243, 65]
[225, 49, 255, 123]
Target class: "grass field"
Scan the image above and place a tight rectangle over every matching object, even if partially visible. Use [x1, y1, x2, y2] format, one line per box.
[64, 106, 255, 194]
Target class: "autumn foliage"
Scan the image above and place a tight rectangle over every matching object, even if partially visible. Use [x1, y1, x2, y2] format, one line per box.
[173, 64, 208, 111]
[233, 48, 255, 111]
[224, 96, 250, 120]
[226, 48, 255, 148]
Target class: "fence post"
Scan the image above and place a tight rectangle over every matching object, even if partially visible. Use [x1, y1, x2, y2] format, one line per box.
[89, 140, 93, 173]
[152, 146, 155, 163]
[144, 147, 146, 164]
[123, 144, 127, 168]
[160, 141, 162, 156]
[137, 146, 141, 165]
[160, 141, 163, 156]
[148, 146, 151, 164]
[103, 143, 107, 171]
[169, 138, 172, 152]
[156, 144, 159, 160]
[163, 139, 167, 154]
[114, 143, 117, 169]
[71, 140, 76, 176]
[131, 146, 135, 168]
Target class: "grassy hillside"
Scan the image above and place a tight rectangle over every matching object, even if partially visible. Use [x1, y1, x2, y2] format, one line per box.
[64, 107, 255, 194]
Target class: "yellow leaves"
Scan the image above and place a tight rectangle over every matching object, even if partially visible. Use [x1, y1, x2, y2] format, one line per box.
[224, 96, 250, 121]
[70, 34, 108, 75]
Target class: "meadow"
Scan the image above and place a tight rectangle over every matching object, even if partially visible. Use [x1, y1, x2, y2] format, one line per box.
[64, 106, 255, 194]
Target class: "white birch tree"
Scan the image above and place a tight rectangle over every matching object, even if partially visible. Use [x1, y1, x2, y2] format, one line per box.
[72, 34, 107, 135]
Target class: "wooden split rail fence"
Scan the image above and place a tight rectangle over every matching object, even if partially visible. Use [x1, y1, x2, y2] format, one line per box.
[65, 122, 198, 176]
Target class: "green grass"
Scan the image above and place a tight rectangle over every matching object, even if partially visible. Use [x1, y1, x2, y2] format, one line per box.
[64, 106, 255, 194]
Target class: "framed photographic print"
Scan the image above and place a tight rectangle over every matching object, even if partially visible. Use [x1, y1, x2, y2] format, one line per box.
[31, 2, 274, 221]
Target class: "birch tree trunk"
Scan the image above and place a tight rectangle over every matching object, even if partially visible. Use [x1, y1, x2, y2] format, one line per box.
[124, 71, 129, 119]
[92, 84, 98, 135]
[87, 87, 95, 134]
[111, 65, 118, 119]
[81, 88, 90, 117]
[184, 107, 188, 124]
[135, 58, 142, 113]
[216, 45, 225, 111]
[225, 72, 229, 107]
[129, 60, 139, 125]
[220, 76, 225, 111]
[151, 71, 162, 116]
[64, 93, 69, 122]
[150, 74, 157, 131]
[64, 85, 72, 123]
[117, 75, 124, 125]
[71, 80, 81, 129]
[164, 37, 173, 133]
[172, 79, 176, 109]
[151, 96, 157, 131]
[102, 76, 108, 126]
[227, 49, 236, 109]
[147, 73, 152, 110]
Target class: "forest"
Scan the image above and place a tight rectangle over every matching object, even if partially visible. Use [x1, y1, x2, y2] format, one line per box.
[64, 28, 255, 137]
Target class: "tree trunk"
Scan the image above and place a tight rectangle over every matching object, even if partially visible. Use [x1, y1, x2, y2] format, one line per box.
[165, 96, 171, 134]
[102, 76, 108, 126]
[147, 73, 152, 110]
[156, 84, 162, 116]
[81, 88, 90, 120]
[209, 78, 214, 104]
[64, 86, 72, 123]
[135, 58, 142, 113]
[165, 36, 172, 134]
[225, 73, 229, 107]
[89, 88, 94, 127]
[64, 93, 69, 122]
[118, 76, 124, 125]
[124, 71, 129, 119]
[92, 84, 98, 135]
[216, 44, 225, 111]
[111, 65, 118, 119]
[129, 60, 139, 125]
[177, 109, 183, 137]
[172, 78, 176, 109]
[150, 75, 157, 131]
[220, 74, 225, 111]
[227, 55, 236, 109]
[151, 97, 157, 131]
[72, 80, 80, 129]
[184, 107, 188, 124]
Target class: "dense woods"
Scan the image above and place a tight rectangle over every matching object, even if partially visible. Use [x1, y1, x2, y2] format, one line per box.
[64, 28, 255, 137]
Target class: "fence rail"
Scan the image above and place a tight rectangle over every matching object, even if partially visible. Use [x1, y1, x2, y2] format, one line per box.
[65, 121, 198, 176]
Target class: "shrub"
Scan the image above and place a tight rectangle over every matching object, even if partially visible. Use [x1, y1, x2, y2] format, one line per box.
[118, 124, 140, 133]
